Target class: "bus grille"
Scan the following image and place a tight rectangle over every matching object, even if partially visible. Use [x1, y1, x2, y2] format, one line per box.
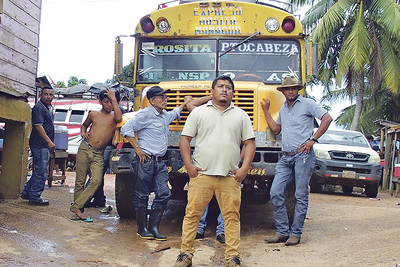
[166, 88, 255, 130]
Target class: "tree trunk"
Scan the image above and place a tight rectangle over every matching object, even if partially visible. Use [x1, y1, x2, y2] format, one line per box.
[350, 75, 365, 130]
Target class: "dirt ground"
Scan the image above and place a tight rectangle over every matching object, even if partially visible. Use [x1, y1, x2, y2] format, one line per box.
[1, 172, 400, 267]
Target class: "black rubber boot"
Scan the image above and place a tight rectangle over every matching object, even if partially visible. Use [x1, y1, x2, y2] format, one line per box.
[136, 206, 154, 240]
[149, 207, 167, 241]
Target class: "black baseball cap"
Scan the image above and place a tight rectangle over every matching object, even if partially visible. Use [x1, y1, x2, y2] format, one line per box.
[146, 86, 171, 99]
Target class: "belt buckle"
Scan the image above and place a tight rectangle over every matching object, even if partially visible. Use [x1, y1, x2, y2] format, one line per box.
[284, 150, 296, 157]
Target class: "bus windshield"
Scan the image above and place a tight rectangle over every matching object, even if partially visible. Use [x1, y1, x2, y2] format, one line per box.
[136, 38, 301, 83]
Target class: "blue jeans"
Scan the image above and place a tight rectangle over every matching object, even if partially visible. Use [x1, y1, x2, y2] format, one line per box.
[270, 150, 315, 237]
[132, 155, 171, 210]
[23, 147, 50, 201]
[197, 203, 225, 236]
[84, 145, 114, 204]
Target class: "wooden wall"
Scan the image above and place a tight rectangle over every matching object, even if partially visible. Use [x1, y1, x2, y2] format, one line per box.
[0, 0, 41, 97]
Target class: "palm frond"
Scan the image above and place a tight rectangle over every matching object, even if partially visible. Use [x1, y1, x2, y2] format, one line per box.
[302, 0, 336, 28]
[313, 0, 354, 49]
[370, 0, 400, 37]
[367, 22, 384, 91]
[337, 2, 371, 75]
[380, 34, 400, 93]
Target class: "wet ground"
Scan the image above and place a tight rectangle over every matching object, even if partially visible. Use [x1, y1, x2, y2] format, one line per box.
[1, 172, 400, 266]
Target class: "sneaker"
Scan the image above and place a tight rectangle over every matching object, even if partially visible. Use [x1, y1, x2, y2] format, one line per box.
[173, 253, 193, 267]
[226, 257, 241, 266]
[99, 206, 113, 213]
[20, 193, 29, 200]
[195, 232, 204, 239]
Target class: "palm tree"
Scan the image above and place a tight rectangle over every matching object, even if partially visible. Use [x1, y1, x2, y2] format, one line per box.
[329, 83, 400, 133]
[298, 0, 400, 130]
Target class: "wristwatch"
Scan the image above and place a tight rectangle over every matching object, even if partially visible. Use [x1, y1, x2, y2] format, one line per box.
[310, 137, 319, 143]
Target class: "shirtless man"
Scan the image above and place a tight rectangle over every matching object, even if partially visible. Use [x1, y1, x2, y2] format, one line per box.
[70, 89, 122, 221]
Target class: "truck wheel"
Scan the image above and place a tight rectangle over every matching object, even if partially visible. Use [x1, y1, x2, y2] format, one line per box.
[342, 186, 353, 194]
[115, 172, 136, 219]
[285, 180, 295, 226]
[309, 178, 321, 193]
[365, 184, 378, 198]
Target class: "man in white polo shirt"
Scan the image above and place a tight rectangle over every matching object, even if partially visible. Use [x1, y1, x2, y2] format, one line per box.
[174, 75, 256, 267]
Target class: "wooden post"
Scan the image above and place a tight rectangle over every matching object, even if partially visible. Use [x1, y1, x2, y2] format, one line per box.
[389, 132, 398, 194]
[382, 132, 393, 191]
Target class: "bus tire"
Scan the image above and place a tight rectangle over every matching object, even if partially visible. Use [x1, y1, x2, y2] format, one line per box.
[115, 172, 136, 219]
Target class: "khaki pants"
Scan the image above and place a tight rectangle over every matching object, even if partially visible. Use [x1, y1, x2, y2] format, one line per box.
[180, 173, 241, 260]
[70, 141, 104, 212]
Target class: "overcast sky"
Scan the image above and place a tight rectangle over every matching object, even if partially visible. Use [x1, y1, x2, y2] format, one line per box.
[37, 0, 169, 85]
[37, 0, 348, 121]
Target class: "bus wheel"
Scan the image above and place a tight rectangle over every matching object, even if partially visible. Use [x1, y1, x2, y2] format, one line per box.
[115, 172, 136, 219]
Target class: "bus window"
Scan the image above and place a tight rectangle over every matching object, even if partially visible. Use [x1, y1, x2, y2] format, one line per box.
[54, 109, 68, 122]
[219, 39, 301, 83]
[69, 110, 85, 123]
[137, 39, 217, 82]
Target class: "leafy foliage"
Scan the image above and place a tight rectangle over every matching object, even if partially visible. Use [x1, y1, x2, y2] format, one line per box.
[67, 76, 88, 87]
[56, 81, 66, 88]
[114, 60, 134, 87]
[299, 0, 400, 131]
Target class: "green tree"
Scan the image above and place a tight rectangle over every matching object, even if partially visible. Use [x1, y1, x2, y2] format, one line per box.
[56, 81, 67, 88]
[67, 76, 88, 87]
[299, 0, 400, 130]
[114, 60, 134, 86]
[334, 84, 400, 134]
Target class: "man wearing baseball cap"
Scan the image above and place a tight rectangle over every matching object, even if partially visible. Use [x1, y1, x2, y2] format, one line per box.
[121, 86, 192, 241]
[261, 76, 332, 246]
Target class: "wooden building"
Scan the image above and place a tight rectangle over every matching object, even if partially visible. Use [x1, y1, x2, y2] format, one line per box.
[0, 0, 42, 198]
[375, 120, 400, 193]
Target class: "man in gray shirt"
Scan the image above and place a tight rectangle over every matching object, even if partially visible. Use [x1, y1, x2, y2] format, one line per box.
[261, 76, 332, 246]
[121, 86, 190, 241]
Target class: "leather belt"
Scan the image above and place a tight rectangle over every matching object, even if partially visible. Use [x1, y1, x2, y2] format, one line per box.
[283, 148, 302, 157]
[150, 155, 163, 161]
[83, 139, 104, 152]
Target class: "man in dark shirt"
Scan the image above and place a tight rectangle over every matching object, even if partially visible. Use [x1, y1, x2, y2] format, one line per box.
[21, 86, 55, 205]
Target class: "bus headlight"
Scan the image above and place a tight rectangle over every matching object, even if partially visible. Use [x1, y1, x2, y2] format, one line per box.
[265, 18, 279, 32]
[157, 18, 170, 33]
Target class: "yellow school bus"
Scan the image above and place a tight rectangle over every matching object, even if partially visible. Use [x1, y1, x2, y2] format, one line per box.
[111, 0, 312, 218]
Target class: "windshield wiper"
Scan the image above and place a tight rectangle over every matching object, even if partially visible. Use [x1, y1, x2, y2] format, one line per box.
[219, 31, 260, 58]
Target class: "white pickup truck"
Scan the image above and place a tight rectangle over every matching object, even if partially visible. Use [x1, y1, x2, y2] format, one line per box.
[311, 129, 381, 198]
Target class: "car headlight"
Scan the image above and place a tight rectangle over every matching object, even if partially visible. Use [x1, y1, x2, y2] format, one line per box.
[314, 149, 331, 160]
[368, 153, 381, 163]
